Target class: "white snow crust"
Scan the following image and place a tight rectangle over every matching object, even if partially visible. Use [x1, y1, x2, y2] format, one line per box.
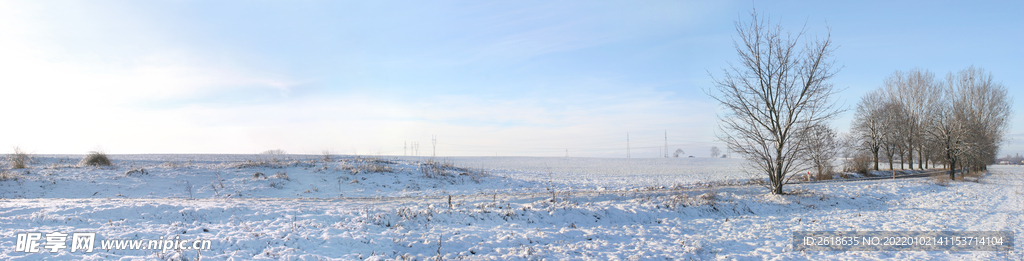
[0, 155, 1020, 260]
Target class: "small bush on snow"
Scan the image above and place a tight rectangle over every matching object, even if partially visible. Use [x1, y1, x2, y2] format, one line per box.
[80, 151, 113, 167]
[843, 152, 873, 174]
[8, 146, 31, 169]
[124, 168, 148, 177]
[273, 171, 289, 181]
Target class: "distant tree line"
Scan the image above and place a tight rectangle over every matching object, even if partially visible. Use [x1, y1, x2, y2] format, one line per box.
[851, 67, 1012, 179]
[999, 154, 1024, 165]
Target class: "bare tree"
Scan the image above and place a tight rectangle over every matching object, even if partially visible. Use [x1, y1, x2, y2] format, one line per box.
[710, 146, 721, 158]
[803, 124, 841, 178]
[707, 10, 842, 194]
[851, 90, 886, 171]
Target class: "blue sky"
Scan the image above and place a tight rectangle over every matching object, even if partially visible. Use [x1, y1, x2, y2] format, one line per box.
[0, 0, 1021, 157]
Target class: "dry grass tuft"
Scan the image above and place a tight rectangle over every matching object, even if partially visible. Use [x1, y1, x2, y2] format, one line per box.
[124, 168, 148, 177]
[272, 171, 290, 181]
[421, 158, 458, 178]
[662, 188, 721, 209]
[80, 151, 113, 167]
[338, 157, 397, 174]
[232, 159, 287, 169]
[162, 160, 194, 169]
[932, 173, 951, 186]
[963, 170, 986, 183]
[0, 169, 23, 181]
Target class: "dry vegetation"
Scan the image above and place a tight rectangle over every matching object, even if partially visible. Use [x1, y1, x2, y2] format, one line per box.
[0, 169, 22, 181]
[420, 158, 487, 183]
[338, 157, 397, 174]
[8, 146, 31, 169]
[124, 168, 148, 177]
[162, 160, 195, 169]
[843, 152, 874, 174]
[80, 151, 113, 167]
[931, 173, 952, 187]
[232, 159, 289, 169]
[660, 189, 721, 210]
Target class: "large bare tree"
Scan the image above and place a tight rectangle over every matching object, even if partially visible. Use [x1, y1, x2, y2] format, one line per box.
[708, 11, 842, 194]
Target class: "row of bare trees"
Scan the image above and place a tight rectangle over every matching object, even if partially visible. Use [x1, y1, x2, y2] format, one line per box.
[851, 67, 1012, 179]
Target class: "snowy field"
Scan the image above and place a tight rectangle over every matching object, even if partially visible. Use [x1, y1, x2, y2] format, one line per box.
[0, 155, 1021, 260]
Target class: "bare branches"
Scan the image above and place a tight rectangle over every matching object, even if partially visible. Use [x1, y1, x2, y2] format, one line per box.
[708, 10, 842, 194]
[935, 66, 1013, 177]
[854, 66, 1012, 180]
[803, 124, 841, 178]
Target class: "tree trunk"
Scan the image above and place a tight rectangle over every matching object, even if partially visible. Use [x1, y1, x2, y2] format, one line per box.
[948, 154, 956, 180]
[901, 150, 907, 170]
[918, 146, 925, 170]
[872, 149, 879, 171]
[888, 155, 894, 171]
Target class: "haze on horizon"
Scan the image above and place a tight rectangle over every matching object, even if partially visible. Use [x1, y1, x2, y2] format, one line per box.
[0, 1, 1021, 157]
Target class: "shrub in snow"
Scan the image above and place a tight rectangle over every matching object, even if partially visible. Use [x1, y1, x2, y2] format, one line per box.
[8, 146, 30, 169]
[932, 174, 951, 186]
[0, 169, 22, 181]
[843, 152, 873, 174]
[338, 157, 397, 174]
[124, 168, 148, 177]
[253, 172, 267, 179]
[80, 151, 112, 166]
[273, 171, 290, 181]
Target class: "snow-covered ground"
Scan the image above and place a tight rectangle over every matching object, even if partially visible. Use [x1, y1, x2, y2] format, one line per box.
[0, 155, 1021, 260]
